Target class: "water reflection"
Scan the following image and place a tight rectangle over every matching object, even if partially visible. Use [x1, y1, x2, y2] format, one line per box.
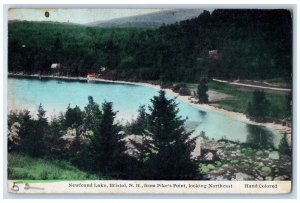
[198, 110, 207, 117]
[246, 124, 275, 148]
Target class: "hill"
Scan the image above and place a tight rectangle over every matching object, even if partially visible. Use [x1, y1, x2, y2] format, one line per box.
[8, 9, 292, 82]
[88, 9, 205, 27]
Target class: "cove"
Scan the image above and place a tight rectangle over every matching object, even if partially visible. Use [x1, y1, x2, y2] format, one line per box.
[7, 77, 282, 146]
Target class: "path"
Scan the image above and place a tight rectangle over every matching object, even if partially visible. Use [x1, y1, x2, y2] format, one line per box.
[213, 79, 292, 92]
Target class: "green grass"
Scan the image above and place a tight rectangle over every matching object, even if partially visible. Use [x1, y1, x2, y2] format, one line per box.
[187, 81, 290, 120]
[8, 153, 108, 181]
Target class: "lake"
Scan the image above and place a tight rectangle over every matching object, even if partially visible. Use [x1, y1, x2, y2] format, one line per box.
[7, 77, 282, 146]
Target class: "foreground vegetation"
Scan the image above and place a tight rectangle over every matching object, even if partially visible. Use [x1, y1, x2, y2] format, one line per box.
[8, 91, 200, 180]
[8, 153, 105, 180]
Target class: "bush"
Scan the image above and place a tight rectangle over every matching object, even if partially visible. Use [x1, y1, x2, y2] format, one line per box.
[278, 133, 291, 156]
[247, 90, 270, 121]
[172, 83, 187, 93]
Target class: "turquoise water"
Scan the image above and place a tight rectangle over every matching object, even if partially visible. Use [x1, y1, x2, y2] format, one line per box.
[8, 77, 281, 145]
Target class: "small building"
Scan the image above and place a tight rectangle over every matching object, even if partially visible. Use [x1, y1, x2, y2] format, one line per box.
[208, 50, 220, 59]
[50, 63, 61, 75]
[87, 72, 97, 81]
[51, 63, 61, 69]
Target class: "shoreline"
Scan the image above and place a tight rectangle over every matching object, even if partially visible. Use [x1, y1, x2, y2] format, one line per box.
[8, 73, 292, 142]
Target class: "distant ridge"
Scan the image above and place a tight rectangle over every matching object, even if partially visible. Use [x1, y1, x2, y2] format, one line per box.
[88, 9, 205, 27]
[8, 20, 81, 26]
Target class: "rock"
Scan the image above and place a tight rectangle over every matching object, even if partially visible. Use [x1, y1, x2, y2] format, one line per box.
[269, 151, 280, 160]
[265, 176, 273, 181]
[215, 176, 227, 181]
[234, 173, 254, 180]
[204, 152, 214, 161]
[256, 150, 263, 156]
[260, 166, 272, 176]
[8, 122, 22, 150]
[215, 161, 222, 167]
[257, 176, 264, 181]
[230, 160, 239, 164]
[274, 176, 285, 181]
[117, 131, 126, 136]
[258, 162, 265, 167]
[283, 175, 289, 179]
[241, 162, 250, 167]
[51, 128, 85, 153]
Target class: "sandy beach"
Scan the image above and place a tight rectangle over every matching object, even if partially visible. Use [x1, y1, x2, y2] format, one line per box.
[8, 73, 292, 143]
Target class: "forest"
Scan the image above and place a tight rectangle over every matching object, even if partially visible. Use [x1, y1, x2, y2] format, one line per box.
[8, 9, 292, 83]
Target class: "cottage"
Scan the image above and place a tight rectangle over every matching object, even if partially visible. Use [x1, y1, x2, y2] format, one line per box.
[51, 63, 61, 69]
[208, 50, 220, 59]
[50, 63, 61, 75]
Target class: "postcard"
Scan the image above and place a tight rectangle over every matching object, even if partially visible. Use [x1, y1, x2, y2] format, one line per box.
[6, 7, 292, 194]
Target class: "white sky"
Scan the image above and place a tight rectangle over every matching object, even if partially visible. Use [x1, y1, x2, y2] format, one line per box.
[8, 8, 170, 24]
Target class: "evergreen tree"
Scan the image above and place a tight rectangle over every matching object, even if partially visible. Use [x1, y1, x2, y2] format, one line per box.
[83, 96, 101, 132]
[89, 101, 127, 176]
[137, 90, 199, 180]
[285, 93, 292, 121]
[19, 104, 48, 157]
[131, 105, 148, 135]
[34, 103, 48, 156]
[197, 78, 209, 103]
[18, 110, 34, 154]
[247, 90, 270, 121]
[278, 133, 291, 156]
[65, 105, 83, 128]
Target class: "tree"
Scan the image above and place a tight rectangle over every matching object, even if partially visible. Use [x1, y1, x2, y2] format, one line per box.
[18, 110, 34, 154]
[65, 105, 83, 128]
[246, 124, 274, 149]
[54, 37, 62, 50]
[285, 93, 292, 121]
[278, 133, 291, 156]
[19, 104, 48, 157]
[89, 101, 128, 176]
[247, 90, 270, 121]
[33, 103, 48, 156]
[130, 105, 148, 135]
[128, 106, 151, 177]
[83, 96, 101, 132]
[137, 90, 199, 180]
[197, 78, 209, 103]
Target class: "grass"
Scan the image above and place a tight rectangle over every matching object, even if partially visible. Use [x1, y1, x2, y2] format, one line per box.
[8, 153, 109, 181]
[187, 81, 290, 120]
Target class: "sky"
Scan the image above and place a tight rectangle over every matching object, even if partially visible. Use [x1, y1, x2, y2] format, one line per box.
[8, 8, 171, 24]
